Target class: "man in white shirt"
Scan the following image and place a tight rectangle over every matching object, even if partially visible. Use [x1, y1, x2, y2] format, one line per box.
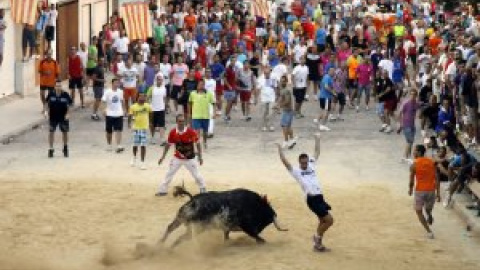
[292, 57, 309, 118]
[112, 30, 130, 61]
[293, 39, 308, 66]
[271, 57, 288, 83]
[276, 133, 334, 252]
[147, 76, 167, 145]
[173, 30, 185, 56]
[378, 50, 394, 80]
[77, 42, 88, 70]
[184, 32, 199, 67]
[258, 67, 278, 131]
[102, 78, 125, 152]
[158, 54, 172, 112]
[204, 68, 217, 137]
[119, 58, 140, 114]
[44, 4, 57, 51]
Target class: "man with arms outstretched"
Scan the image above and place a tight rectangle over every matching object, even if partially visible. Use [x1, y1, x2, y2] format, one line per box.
[275, 134, 334, 252]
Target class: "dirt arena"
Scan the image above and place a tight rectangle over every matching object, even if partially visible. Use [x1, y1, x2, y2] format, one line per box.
[0, 105, 479, 270]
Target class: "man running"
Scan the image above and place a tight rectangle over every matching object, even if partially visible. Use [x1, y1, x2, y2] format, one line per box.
[46, 81, 72, 158]
[155, 114, 207, 196]
[275, 134, 334, 252]
[409, 144, 441, 239]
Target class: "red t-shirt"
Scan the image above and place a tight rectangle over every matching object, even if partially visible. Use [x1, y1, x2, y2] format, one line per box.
[291, 2, 303, 18]
[168, 127, 199, 159]
[68, 55, 83, 78]
[224, 67, 236, 90]
[243, 30, 256, 52]
[196, 45, 207, 68]
[302, 22, 315, 40]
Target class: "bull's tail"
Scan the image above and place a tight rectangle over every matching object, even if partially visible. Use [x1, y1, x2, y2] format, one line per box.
[173, 186, 193, 200]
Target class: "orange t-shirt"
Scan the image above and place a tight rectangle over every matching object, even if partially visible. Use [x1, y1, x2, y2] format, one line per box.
[184, 15, 196, 31]
[428, 36, 442, 56]
[39, 60, 60, 87]
[414, 157, 436, 192]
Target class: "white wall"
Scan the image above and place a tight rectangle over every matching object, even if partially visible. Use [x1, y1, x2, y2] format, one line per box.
[79, 0, 111, 45]
[0, 5, 16, 97]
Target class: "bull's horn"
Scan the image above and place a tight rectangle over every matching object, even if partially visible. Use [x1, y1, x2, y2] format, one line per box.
[273, 218, 289, 232]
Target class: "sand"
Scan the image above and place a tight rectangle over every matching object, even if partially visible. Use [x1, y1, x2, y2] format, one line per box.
[0, 104, 480, 270]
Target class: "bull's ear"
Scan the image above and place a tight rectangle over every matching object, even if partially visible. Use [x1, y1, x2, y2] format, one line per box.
[262, 195, 269, 204]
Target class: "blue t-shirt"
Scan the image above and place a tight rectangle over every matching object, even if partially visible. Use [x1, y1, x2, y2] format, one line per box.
[392, 59, 404, 83]
[210, 63, 225, 80]
[319, 74, 334, 99]
[237, 53, 248, 64]
[315, 28, 327, 45]
[268, 48, 279, 67]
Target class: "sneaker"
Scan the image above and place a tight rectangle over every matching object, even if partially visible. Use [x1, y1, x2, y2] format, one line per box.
[305, 94, 310, 101]
[216, 110, 222, 116]
[329, 115, 337, 121]
[160, 141, 167, 147]
[224, 116, 231, 123]
[319, 125, 331, 131]
[405, 158, 413, 165]
[282, 142, 289, 149]
[356, 106, 360, 112]
[106, 145, 113, 152]
[443, 194, 452, 208]
[140, 162, 147, 170]
[246, 116, 252, 122]
[200, 188, 207, 194]
[288, 137, 297, 149]
[155, 192, 168, 197]
[426, 232, 435, 239]
[63, 146, 69, 158]
[262, 127, 267, 132]
[150, 138, 156, 145]
[313, 118, 319, 124]
[207, 134, 214, 139]
[421, 130, 427, 138]
[365, 106, 369, 111]
[384, 126, 393, 133]
[130, 158, 137, 167]
[269, 126, 275, 132]
[336, 115, 344, 121]
[116, 146, 125, 153]
[48, 149, 54, 158]
[91, 114, 100, 121]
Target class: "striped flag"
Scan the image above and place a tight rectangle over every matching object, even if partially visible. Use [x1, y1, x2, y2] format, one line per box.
[121, 2, 152, 41]
[250, 0, 269, 19]
[10, 0, 38, 26]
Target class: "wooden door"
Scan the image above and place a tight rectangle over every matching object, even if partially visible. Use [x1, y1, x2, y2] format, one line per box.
[57, 1, 79, 80]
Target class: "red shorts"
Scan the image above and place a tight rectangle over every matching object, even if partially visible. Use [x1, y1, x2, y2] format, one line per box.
[239, 91, 252, 102]
[215, 83, 224, 96]
[384, 98, 397, 112]
[123, 87, 137, 101]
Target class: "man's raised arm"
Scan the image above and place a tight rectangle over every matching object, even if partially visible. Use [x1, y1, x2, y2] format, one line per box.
[275, 143, 292, 171]
[313, 133, 321, 161]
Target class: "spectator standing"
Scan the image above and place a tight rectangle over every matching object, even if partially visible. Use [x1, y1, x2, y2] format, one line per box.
[46, 81, 72, 158]
[39, 50, 60, 114]
[68, 46, 85, 108]
[278, 75, 297, 149]
[189, 80, 216, 148]
[399, 89, 420, 163]
[128, 93, 152, 170]
[147, 76, 168, 146]
[91, 57, 106, 120]
[44, 4, 58, 52]
[102, 78, 125, 153]
[0, 9, 6, 66]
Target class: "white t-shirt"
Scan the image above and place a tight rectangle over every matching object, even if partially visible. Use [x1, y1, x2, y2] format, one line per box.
[412, 28, 425, 48]
[293, 44, 307, 64]
[120, 66, 139, 88]
[149, 85, 167, 111]
[205, 78, 217, 93]
[271, 63, 288, 82]
[133, 62, 146, 81]
[158, 63, 172, 85]
[292, 64, 309, 88]
[173, 34, 185, 53]
[378, 59, 394, 80]
[77, 50, 88, 69]
[102, 89, 124, 117]
[46, 10, 58, 27]
[113, 37, 130, 54]
[290, 158, 323, 197]
[258, 75, 277, 103]
[141, 42, 150, 62]
[184, 40, 199, 60]
[110, 30, 120, 42]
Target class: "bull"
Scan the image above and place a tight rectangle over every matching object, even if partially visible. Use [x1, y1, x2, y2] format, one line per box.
[159, 186, 288, 248]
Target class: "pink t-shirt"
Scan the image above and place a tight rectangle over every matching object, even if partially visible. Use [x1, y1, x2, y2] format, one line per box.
[171, 64, 189, 86]
[336, 49, 352, 64]
[356, 63, 373, 86]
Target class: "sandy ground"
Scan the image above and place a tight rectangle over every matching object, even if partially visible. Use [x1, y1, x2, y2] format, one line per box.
[0, 100, 479, 270]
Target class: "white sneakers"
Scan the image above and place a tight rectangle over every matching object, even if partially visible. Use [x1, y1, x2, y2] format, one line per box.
[319, 125, 331, 131]
[130, 158, 137, 167]
[130, 158, 147, 170]
[379, 124, 393, 133]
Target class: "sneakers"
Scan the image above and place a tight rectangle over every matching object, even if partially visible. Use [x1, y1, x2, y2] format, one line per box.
[63, 146, 69, 158]
[288, 137, 298, 149]
[48, 149, 54, 158]
[336, 114, 344, 121]
[245, 116, 252, 122]
[106, 145, 113, 152]
[365, 106, 369, 111]
[269, 126, 275, 132]
[384, 126, 393, 133]
[262, 127, 268, 132]
[91, 114, 100, 121]
[155, 191, 168, 197]
[139, 162, 147, 170]
[282, 142, 289, 149]
[224, 116, 231, 123]
[130, 158, 137, 167]
[328, 115, 337, 122]
[116, 146, 125, 153]
[313, 118, 319, 124]
[379, 124, 388, 132]
[319, 125, 331, 131]
[356, 106, 360, 112]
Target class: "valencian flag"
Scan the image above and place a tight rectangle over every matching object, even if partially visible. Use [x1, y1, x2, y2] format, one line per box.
[121, 1, 153, 40]
[10, 0, 38, 25]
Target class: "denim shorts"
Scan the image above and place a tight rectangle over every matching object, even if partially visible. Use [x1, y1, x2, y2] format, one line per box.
[280, 111, 294, 127]
[403, 126, 416, 144]
[376, 102, 385, 116]
[133, 129, 148, 146]
[192, 119, 209, 133]
[358, 84, 370, 97]
[224, 90, 236, 102]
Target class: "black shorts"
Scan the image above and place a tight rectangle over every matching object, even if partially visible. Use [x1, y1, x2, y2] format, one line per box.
[86, 68, 96, 77]
[317, 44, 326, 53]
[293, 87, 307, 104]
[307, 194, 331, 218]
[45, 26, 55, 41]
[49, 119, 69, 133]
[105, 116, 123, 133]
[69, 77, 84, 89]
[319, 97, 332, 111]
[171, 85, 182, 101]
[165, 84, 171, 98]
[40, 86, 54, 92]
[152, 111, 166, 128]
[334, 92, 346, 106]
[347, 79, 357, 89]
